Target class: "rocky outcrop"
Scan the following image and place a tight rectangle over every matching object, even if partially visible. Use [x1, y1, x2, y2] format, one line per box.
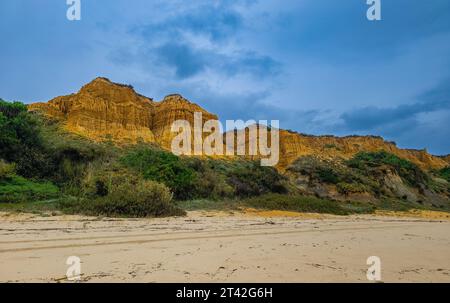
[29, 78, 156, 143]
[29, 78, 217, 148]
[29, 77, 448, 171]
[152, 94, 218, 149]
[277, 130, 448, 170]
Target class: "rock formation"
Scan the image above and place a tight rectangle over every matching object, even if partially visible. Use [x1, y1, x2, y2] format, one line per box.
[29, 78, 217, 148]
[29, 77, 449, 171]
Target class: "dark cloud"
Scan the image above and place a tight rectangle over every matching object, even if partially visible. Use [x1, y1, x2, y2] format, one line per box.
[122, 1, 280, 80]
[337, 80, 450, 154]
[149, 4, 243, 42]
[113, 40, 281, 80]
[156, 43, 207, 78]
[340, 80, 450, 131]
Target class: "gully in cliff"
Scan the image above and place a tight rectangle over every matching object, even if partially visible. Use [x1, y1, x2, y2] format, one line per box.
[171, 112, 280, 167]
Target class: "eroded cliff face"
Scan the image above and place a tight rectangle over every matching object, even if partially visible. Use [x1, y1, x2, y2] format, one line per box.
[277, 130, 448, 170]
[28, 78, 217, 148]
[29, 78, 156, 143]
[152, 94, 218, 149]
[29, 77, 448, 171]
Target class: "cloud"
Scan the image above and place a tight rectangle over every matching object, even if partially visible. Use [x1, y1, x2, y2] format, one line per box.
[337, 79, 450, 154]
[340, 80, 450, 131]
[156, 43, 207, 79]
[116, 0, 281, 80]
[147, 3, 244, 42]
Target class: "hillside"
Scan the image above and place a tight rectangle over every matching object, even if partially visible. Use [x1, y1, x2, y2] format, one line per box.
[1, 86, 449, 217]
[29, 77, 449, 171]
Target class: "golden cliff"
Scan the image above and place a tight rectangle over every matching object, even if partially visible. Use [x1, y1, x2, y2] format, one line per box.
[29, 77, 217, 147]
[29, 78, 448, 171]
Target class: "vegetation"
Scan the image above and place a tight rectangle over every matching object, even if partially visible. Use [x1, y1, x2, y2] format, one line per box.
[177, 194, 376, 215]
[436, 167, 450, 182]
[121, 146, 287, 200]
[347, 151, 428, 187]
[121, 147, 198, 200]
[0, 99, 448, 217]
[0, 175, 59, 203]
[241, 194, 353, 215]
[226, 161, 287, 197]
[59, 179, 183, 218]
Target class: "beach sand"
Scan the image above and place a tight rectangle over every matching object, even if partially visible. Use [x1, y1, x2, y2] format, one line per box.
[0, 210, 449, 282]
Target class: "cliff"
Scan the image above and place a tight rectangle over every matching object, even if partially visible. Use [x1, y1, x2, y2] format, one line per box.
[29, 78, 217, 148]
[29, 77, 448, 171]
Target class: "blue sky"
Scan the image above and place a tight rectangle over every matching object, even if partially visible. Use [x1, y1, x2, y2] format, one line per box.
[1, 0, 449, 154]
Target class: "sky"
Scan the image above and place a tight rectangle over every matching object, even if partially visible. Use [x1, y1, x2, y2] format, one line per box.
[1, 0, 449, 155]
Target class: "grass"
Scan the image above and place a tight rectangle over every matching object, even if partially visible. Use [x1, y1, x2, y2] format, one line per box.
[176, 199, 241, 211]
[0, 176, 59, 203]
[0, 198, 65, 215]
[178, 194, 377, 215]
[240, 194, 364, 215]
[1, 194, 448, 218]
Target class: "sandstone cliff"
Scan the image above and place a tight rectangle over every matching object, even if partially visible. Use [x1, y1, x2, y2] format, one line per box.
[29, 77, 448, 171]
[29, 78, 217, 148]
[277, 130, 448, 170]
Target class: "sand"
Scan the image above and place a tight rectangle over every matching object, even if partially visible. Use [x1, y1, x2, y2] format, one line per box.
[0, 210, 449, 282]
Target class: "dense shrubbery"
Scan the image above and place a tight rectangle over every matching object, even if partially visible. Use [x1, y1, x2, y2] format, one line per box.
[289, 152, 434, 199]
[226, 161, 287, 197]
[0, 100, 183, 217]
[437, 167, 450, 182]
[121, 147, 288, 200]
[288, 155, 375, 190]
[0, 160, 59, 203]
[336, 182, 368, 195]
[0, 100, 53, 179]
[347, 151, 428, 187]
[0, 99, 111, 186]
[60, 179, 184, 217]
[121, 147, 198, 200]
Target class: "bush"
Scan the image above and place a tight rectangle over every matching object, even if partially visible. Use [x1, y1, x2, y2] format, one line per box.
[437, 167, 450, 182]
[241, 194, 350, 215]
[336, 182, 368, 195]
[60, 179, 185, 218]
[0, 160, 15, 179]
[183, 158, 234, 199]
[0, 100, 53, 179]
[288, 156, 343, 184]
[121, 147, 197, 200]
[227, 161, 287, 197]
[317, 167, 340, 184]
[347, 151, 428, 187]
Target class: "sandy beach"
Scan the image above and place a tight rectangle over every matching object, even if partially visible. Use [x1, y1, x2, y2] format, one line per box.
[0, 210, 449, 283]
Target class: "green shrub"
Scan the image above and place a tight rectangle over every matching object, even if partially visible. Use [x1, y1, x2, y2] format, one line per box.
[288, 156, 343, 184]
[437, 167, 450, 182]
[227, 161, 287, 197]
[0, 160, 15, 179]
[347, 151, 428, 187]
[336, 182, 368, 195]
[317, 167, 340, 184]
[60, 179, 184, 218]
[183, 158, 234, 199]
[0, 100, 53, 179]
[121, 147, 197, 200]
